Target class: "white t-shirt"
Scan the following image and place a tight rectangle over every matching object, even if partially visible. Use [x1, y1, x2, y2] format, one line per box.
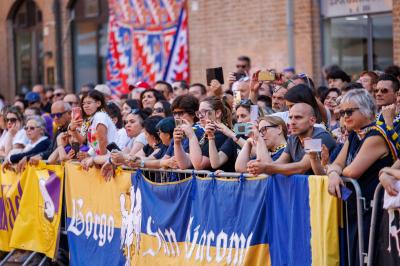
[0, 130, 8, 150]
[115, 128, 131, 150]
[12, 129, 30, 147]
[87, 112, 117, 155]
[135, 132, 148, 145]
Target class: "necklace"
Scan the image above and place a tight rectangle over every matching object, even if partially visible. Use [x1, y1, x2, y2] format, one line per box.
[270, 143, 286, 156]
[354, 123, 374, 140]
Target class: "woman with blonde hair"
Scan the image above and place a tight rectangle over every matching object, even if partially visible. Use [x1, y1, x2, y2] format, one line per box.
[235, 115, 288, 172]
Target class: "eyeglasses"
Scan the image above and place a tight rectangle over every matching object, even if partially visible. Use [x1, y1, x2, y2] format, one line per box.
[259, 125, 278, 134]
[50, 111, 67, 119]
[374, 88, 390, 94]
[339, 108, 359, 117]
[24, 126, 38, 131]
[238, 99, 252, 106]
[173, 110, 186, 118]
[153, 107, 164, 113]
[236, 64, 246, 69]
[66, 101, 78, 106]
[6, 118, 18, 123]
[54, 93, 65, 97]
[195, 110, 214, 119]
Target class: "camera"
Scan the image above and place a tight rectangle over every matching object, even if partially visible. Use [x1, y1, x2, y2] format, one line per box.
[234, 123, 251, 136]
[234, 72, 246, 81]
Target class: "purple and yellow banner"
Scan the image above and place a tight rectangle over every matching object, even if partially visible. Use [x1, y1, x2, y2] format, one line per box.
[0, 163, 64, 259]
[9, 163, 64, 259]
[0, 168, 26, 252]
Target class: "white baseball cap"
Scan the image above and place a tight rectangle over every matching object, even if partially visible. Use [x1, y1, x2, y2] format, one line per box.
[94, 84, 112, 97]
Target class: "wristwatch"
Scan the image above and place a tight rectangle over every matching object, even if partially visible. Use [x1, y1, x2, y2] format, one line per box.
[140, 160, 145, 168]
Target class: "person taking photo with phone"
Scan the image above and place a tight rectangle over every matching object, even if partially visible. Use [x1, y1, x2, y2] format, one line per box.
[175, 96, 233, 171]
[208, 99, 254, 171]
[68, 90, 117, 169]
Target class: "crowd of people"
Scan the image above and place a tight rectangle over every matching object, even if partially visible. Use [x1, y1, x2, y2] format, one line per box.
[2, 56, 400, 262]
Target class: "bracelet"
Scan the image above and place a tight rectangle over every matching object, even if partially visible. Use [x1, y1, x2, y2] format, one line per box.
[327, 169, 340, 176]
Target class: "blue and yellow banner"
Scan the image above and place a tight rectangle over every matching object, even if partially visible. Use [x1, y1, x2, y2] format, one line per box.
[64, 163, 340, 266]
[65, 163, 132, 266]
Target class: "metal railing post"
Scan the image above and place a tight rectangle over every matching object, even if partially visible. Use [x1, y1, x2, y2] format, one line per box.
[366, 184, 383, 266]
[342, 177, 366, 266]
[0, 250, 15, 266]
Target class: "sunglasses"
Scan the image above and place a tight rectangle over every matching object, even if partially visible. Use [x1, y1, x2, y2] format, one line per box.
[124, 116, 138, 125]
[339, 108, 359, 117]
[54, 93, 65, 97]
[50, 111, 67, 119]
[24, 126, 38, 131]
[259, 125, 277, 134]
[6, 118, 18, 123]
[130, 108, 140, 115]
[374, 88, 390, 94]
[173, 110, 186, 117]
[273, 86, 285, 94]
[153, 107, 164, 113]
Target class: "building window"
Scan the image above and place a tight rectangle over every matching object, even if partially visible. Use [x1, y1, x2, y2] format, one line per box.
[324, 13, 393, 76]
[13, 0, 44, 93]
[71, 0, 108, 92]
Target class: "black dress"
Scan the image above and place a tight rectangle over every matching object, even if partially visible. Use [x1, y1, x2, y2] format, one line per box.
[345, 124, 396, 266]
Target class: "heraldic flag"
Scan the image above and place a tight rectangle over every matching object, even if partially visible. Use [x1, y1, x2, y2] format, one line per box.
[106, 0, 190, 96]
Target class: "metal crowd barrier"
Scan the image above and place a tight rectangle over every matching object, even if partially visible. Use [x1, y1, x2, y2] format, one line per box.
[342, 177, 368, 266]
[366, 183, 384, 266]
[0, 164, 369, 266]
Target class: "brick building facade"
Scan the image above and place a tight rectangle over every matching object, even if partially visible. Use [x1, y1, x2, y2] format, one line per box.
[0, 0, 399, 101]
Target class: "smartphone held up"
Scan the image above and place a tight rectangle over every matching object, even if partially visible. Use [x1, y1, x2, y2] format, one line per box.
[72, 107, 82, 121]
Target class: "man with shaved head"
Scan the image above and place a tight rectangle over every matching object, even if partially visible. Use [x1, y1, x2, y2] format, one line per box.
[29, 101, 72, 163]
[247, 103, 336, 175]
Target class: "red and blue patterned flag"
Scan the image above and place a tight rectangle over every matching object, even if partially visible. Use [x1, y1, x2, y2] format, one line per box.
[106, 0, 190, 96]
